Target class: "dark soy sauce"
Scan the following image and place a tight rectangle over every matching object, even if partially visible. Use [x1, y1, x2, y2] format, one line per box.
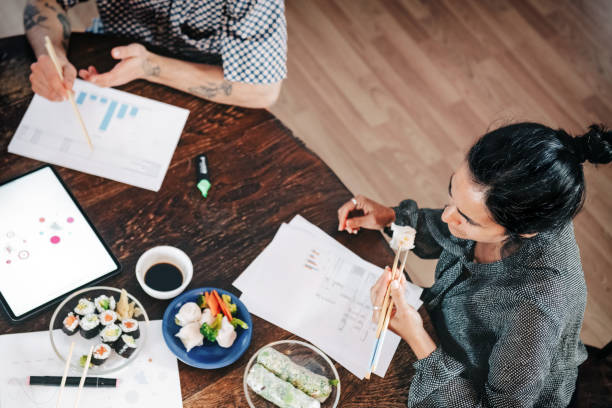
[144, 263, 183, 291]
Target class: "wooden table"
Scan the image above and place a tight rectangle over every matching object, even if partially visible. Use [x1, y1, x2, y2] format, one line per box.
[0, 33, 430, 407]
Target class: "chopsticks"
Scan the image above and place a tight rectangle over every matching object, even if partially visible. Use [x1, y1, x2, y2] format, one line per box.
[73, 345, 94, 408]
[366, 245, 410, 379]
[55, 341, 75, 408]
[43, 36, 93, 151]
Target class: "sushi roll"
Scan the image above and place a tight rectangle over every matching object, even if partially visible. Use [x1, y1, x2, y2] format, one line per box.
[115, 334, 137, 358]
[79, 313, 100, 339]
[91, 343, 112, 366]
[94, 295, 116, 313]
[99, 310, 118, 326]
[120, 318, 140, 339]
[100, 324, 122, 349]
[62, 312, 80, 336]
[74, 298, 95, 316]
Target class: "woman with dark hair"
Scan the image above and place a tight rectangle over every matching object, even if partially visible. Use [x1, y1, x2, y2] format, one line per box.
[337, 123, 612, 407]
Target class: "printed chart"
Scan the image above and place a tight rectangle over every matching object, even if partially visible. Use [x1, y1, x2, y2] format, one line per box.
[8, 80, 189, 191]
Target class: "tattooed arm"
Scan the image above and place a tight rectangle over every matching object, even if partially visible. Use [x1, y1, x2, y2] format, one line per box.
[24, 0, 76, 101]
[79, 43, 282, 108]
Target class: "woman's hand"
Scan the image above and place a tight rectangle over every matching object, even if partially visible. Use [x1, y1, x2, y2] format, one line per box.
[79, 43, 161, 87]
[337, 195, 395, 233]
[370, 266, 436, 359]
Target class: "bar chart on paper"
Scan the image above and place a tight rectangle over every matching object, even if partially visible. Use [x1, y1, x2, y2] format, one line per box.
[8, 79, 190, 191]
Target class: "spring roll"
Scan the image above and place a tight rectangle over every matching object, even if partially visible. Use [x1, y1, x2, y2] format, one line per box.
[257, 347, 332, 402]
[247, 363, 320, 408]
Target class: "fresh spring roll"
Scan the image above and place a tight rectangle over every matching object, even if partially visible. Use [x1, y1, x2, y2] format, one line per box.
[247, 363, 320, 408]
[257, 347, 333, 402]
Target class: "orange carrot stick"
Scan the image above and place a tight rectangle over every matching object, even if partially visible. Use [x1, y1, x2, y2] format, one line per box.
[213, 290, 232, 321]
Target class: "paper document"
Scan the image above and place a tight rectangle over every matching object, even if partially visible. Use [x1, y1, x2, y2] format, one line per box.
[8, 79, 189, 191]
[0, 320, 182, 408]
[233, 215, 423, 379]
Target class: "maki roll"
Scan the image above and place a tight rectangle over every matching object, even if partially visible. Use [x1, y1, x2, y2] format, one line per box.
[91, 343, 112, 366]
[115, 334, 137, 358]
[94, 295, 116, 313]
[100, 324, 122, 349]
[79, 313, 100, 339]
[62, 312, 79, 336]
[99, 310, 118, 326]
[74, 298, 95, 316]
[120, 318, 140, 339]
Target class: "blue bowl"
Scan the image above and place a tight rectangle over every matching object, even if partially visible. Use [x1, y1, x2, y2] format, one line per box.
[162, 287, 252, 369]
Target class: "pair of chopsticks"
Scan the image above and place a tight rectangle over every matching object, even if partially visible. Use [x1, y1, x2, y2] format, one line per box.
[43, 36, 93, 151]
[365, 245, 410, 380]
[55, 341, 93, 408]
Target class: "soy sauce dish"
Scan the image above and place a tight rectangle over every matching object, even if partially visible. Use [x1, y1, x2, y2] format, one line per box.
[161, 287, 252, 369]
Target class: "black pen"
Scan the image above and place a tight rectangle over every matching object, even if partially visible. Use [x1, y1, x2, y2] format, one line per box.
[28, 376, 118, 387]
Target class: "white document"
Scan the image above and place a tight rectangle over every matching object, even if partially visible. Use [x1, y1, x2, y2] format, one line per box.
[8, 79, 189, 191]
[0, 320, 182, 408]
[234, 216, 423, 380]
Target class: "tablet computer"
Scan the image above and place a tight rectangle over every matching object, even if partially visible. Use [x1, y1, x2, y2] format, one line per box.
[0, 165, 120, 322]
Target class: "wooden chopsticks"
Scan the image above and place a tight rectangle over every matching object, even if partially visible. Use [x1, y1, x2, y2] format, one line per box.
[55, 341, 75, 408]
[73, 345, 94, 408]
[43, 36, 93, 151]
[366, 245, 410, 379]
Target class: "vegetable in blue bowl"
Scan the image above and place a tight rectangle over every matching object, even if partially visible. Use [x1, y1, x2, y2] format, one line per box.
[162, 287, 252, 369]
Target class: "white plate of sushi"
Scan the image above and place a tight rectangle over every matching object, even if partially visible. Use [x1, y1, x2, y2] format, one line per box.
[49, 286, 149, 374]
[244, 340, 341, 408]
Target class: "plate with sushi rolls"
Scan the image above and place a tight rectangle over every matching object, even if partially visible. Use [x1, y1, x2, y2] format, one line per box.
[49, 286, 149, 374]
[161, 287, 252, 369]
[244, 340, 341, 408]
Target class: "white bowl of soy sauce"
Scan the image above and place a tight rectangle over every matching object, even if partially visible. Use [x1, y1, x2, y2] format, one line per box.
[135, 246, 193, 299]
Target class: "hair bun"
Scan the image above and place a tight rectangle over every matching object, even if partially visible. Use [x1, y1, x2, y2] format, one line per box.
[574, 124, 612, 164]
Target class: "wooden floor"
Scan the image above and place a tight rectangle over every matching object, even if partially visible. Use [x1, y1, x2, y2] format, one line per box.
[1, 0, 611, 348]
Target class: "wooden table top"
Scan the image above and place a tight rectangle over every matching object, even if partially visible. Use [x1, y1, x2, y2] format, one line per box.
[0, 33, 430, 407]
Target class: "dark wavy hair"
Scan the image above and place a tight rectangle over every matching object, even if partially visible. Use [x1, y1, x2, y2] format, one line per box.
[467, 123, 612, 242]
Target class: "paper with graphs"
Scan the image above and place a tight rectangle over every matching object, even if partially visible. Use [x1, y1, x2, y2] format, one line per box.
[9, 79, 189, 191]
[233, 215, 423, 379]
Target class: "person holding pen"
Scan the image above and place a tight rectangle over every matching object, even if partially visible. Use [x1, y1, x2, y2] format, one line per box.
[24, 0, 286, 108]
[338, 122, 612, 407]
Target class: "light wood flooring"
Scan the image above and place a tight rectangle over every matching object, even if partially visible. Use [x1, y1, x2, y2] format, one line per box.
[1, 0, 611, 348]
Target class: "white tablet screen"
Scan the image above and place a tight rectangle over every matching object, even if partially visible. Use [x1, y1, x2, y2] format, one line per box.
[0, 167, 119, 318]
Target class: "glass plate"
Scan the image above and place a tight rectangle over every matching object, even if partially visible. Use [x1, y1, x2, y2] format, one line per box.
[49, 286, 149, 374]
[244, 340, 341, 408]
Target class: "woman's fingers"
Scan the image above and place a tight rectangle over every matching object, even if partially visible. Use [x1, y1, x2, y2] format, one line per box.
[345, 213, 376, 231]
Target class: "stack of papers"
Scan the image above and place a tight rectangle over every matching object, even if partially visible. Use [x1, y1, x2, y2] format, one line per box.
[233, 215, 423, 379]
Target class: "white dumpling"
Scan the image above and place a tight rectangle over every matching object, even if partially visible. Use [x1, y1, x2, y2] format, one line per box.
[199, 308, 215, 326]
[175, 322, 204, 352]
[216, 316, 237, 348]
[389, 224, 416, 251]
[175, 302, 201, 327]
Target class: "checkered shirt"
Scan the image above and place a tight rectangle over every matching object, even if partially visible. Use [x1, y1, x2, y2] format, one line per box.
[57, 0, 287, 84]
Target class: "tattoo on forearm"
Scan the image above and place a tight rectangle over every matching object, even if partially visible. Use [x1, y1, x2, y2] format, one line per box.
[142, 58, 161, 77]
[24, 3, 49, 31]
[57, 13, 71, 50]
[188, 81, 233, 99]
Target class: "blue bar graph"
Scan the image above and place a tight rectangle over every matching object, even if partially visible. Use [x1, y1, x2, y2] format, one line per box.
[100, 101, 118, 131]
[117, 104, 128, 119]
[72, 89, 140, 131]
[76, 92, 87, 105]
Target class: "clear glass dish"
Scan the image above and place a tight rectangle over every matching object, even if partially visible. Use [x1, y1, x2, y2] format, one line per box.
[49, 286, 149, 374]
[243, 340, 341, 408]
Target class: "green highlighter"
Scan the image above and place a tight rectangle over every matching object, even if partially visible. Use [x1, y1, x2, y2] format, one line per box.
[195, 154, 211, 198]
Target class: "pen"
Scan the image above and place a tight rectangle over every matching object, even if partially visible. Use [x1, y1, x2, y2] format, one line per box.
[28, 376, 118, 388]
